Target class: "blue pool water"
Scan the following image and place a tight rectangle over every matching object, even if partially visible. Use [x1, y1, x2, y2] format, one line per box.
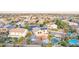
[51, 37, 61, 44]
[68, 39, 79, 45]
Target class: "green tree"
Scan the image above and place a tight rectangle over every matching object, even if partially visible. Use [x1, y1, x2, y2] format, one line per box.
[17, 37, 24, 43]
[39, 24, 44, 27]
[24, 24, 30, 30]
[25, 32, 32, 44]
[27, 38, 32, 44]
[48, 34, 54, 40]
[55, 19, 69, 29]
[15, 37, 24, 46]
[59, 41, 68, 47]
[76, 35, 79, 40]
[26, 32, 32, 37]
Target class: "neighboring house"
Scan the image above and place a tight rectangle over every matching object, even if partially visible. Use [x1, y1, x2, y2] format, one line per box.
[47, 24, 57, 29]
[0, 28, 8, 34]
[24, 19, 29, 23]
[50, 29, 66, 38]
[31, 27, 48, 43]
[29, 19, 37, 24]
[33, 29, 49, 41]
[0, 18, 11, 25]
[37, 18, 44, 24]
[0, 28, 8, 37]
[29, 16, 39, 24]
[12, 17, 20, 23]
[8, 28, 28, 38]
[69, 22, 78, 28]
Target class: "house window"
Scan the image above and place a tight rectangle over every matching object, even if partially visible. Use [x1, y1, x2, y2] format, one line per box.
[38, 32, 42, 34]
[38, 32, 39, 34]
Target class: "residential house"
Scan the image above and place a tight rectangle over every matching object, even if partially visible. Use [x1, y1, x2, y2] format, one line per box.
[8, 28, 28, 38]
[0, 18, 8, 24]
[50, 29, 66, 38]
[37, 19, 44, 24]
[29, 16, 39, 24]
[24, 19, 29, 23]
[23, 16, 31, 23]
[0, 28, 8, 34]
[69, 22, 78, 28]
[29, 19, 38, 24]
[47, 23, 58, 29]
[0, 28, 8, 37]
[33, 28, 49, 41]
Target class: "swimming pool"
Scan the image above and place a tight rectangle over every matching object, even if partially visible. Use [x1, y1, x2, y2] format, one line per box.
[68, 39, 79, 45]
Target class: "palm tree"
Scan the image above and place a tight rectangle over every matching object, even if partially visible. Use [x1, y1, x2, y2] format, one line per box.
[25, 32, 32, 45]
[15, 37, 24, 47]
[47, 34, 54, 47]
[55, 19, 69, 29]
